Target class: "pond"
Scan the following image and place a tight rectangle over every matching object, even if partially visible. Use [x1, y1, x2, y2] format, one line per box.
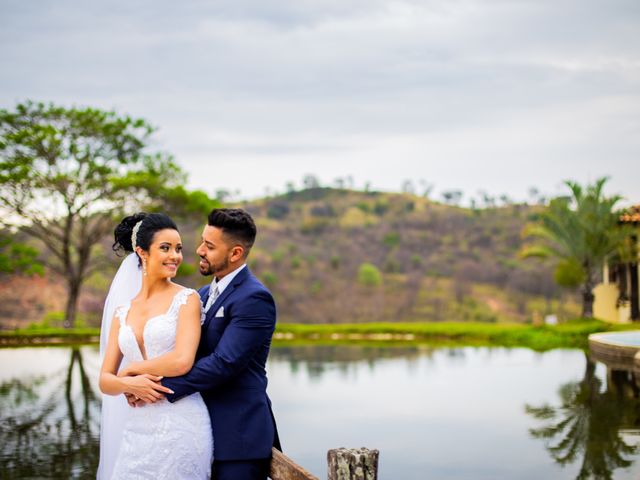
[1, 344, 639, 479]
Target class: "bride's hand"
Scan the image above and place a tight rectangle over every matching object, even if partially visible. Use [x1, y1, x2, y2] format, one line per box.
[122, 373, 174, 404]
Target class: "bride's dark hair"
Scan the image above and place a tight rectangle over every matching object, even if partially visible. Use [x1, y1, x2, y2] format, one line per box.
[113, 212, 179, 256]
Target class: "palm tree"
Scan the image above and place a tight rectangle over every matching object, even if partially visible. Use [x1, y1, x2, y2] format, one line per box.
[526, 356, 640, 479]
[521, 177, 626, 317]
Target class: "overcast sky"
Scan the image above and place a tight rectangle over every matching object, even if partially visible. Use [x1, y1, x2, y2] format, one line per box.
[1, 0, 638, 204]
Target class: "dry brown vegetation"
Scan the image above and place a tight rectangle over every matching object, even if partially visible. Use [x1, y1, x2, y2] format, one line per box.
[1, 188, 580, 329]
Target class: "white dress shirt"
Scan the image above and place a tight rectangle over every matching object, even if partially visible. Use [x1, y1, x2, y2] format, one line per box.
[204, 263, 247, 313]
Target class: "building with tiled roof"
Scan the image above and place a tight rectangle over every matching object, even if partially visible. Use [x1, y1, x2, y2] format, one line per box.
[594, 205, 640, 323]
[619, 205, 640, 224]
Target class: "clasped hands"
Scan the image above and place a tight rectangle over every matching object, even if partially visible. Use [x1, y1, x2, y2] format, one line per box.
[118, 366, 174, 407]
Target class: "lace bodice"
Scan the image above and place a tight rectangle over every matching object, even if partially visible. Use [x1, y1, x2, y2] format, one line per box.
[109, 287, 213, 479]
[116, 288, 204, 362]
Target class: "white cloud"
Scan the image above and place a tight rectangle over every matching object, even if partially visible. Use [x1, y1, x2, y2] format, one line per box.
[0, 0, 638, 203]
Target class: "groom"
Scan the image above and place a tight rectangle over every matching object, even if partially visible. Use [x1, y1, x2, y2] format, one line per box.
[162, 208, 280, 480]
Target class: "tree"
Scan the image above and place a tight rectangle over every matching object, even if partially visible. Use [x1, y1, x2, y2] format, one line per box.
[0, 101, 209, 327]
[215, 188, 231, 203]
[521, 177, 627, 317]
[285, 181, 296, 195]
[526, 357, 640, 479]
[302, 174, 320, 190]
[401, 179, 415, 195]
[441, 190, 463, 206]
[0, 230, 44, 275]
[357, 262, 382, 287]
[418, 179, 434, 199]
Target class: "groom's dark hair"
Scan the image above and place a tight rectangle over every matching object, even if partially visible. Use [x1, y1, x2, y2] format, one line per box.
[208, 208, 256, 256]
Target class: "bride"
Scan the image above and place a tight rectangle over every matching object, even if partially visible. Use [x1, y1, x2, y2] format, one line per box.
[98, 212, 213, 479]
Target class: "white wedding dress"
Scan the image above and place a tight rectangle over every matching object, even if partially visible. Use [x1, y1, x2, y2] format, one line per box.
[110, 288, 213, 479]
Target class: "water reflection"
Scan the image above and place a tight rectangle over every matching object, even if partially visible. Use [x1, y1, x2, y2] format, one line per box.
[0, 347, 100, 479]
[270, 345, 435, 380]
[1, 345, 640, 479]
[526, 354, 640, 479]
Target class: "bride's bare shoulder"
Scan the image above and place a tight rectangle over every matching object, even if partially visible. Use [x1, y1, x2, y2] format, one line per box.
[170, 284, 200, 303]
[170, 282, 196, 294]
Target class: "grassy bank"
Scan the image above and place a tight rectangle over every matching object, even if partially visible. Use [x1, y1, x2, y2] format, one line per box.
[2, 319, 637, 350]
[272, 319, 638, 350]
[0, 327, 101, 346]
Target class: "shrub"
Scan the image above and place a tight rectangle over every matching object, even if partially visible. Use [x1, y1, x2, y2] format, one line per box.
[382, 232, 400, 248]
[267, 201, 290, 219]
[339, 207, 370, 229]
[383, 256, 401, 273]
[300, 218, 330, 234]
[33, 311, 88, 329]
[261, 271, 278, 289]
[40, 311, 65, 328]
[554, 259, 585, 288]
[373, 200, 389, 216]
[271, 250, 285, 264]
[310, 281, 322, 295]
[355, 201, 371, 213]
[291, 256, 302, 269]
[310, 203, 335, 217]
[358, 262, 382, 287]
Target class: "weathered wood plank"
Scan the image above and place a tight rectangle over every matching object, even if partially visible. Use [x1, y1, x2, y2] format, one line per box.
[270, 447, 319, 480]
[327, 448, 379, 480]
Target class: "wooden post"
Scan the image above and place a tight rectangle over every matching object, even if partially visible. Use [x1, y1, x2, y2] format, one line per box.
[270, 447, 319, 480]
[327, 448, 379, 480]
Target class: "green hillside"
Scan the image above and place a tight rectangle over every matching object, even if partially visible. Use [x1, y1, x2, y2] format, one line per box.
[1, 188, 580, 328]
[242, 188, 577, 324]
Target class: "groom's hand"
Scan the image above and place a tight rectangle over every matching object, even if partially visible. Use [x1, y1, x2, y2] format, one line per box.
[124, 392, 138, 407]
[122, 374, 172, 406]
[124, 391, 157, 407]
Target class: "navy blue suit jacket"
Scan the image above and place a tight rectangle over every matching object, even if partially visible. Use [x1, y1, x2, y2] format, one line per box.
[163, 267, 279, 461]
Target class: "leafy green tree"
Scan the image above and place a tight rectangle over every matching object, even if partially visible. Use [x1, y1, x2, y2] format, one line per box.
[0, 101, 215, 327]
[358, 262, 382, 287]
[521, 178, 627, 317]
[0, 231, 44, 275]
[554, 258, 586, 288]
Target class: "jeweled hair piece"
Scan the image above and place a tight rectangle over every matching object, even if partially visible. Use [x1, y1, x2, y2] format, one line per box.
[131, 220, 143, 250]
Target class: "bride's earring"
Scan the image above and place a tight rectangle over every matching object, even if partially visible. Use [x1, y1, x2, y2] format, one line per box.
[143, 258, 148, 276]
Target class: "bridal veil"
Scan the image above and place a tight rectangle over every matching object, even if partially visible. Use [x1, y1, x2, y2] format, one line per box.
[96, 253, 141, 480]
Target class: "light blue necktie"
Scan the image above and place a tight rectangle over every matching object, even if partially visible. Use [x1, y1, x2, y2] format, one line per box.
[204, 284, 219, 313]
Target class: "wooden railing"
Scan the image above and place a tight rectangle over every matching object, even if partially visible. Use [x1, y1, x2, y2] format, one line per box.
[270, 447, 379, 480]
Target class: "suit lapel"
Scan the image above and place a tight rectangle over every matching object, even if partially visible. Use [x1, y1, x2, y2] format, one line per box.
[198, 284, 210, 303]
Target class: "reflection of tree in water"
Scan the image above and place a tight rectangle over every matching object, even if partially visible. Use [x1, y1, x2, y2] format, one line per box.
[271, 345, 440, 380]
[0, 347, 101, 479]
[526, 355, 640, 480]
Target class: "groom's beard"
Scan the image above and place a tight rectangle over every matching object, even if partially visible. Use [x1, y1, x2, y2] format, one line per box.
[199, 255, 229, 277]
